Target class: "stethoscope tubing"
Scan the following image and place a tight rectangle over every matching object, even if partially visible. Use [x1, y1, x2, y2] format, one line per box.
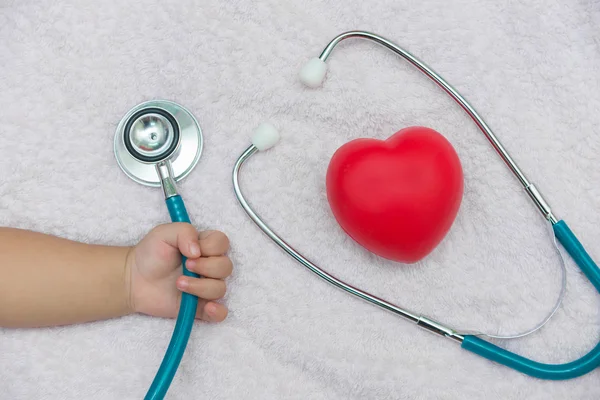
[145, 195, 200, 400]
[233, 31, 600, 380]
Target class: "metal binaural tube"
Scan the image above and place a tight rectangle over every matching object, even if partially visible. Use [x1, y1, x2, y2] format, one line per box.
[317, 31, 558, 224]
[233, 145, 464, 343]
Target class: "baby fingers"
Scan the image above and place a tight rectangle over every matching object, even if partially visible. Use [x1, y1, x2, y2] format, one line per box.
[176, 276, 226, 300]
[186, 256, 232, 279]
[198, 230, 229, 257]
[196, 301, 228, 322]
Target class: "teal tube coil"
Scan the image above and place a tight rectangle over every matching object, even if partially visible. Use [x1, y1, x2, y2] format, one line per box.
[462, 220, 600, 379]
[145, 195, 199, 399]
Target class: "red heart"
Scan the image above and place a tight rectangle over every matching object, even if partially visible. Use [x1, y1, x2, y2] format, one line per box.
[326, 126, 464, 263]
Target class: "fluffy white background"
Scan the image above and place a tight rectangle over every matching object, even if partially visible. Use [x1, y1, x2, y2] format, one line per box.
[1, 1, 599, 399]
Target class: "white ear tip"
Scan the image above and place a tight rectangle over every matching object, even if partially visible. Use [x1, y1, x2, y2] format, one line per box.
[299, 58, 327, 88]
[252, 123, 280, 151]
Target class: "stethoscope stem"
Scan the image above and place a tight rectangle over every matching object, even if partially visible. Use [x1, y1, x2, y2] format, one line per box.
[233, 145, 465, 344]
[156, 160, 179, 199]
[319, 31, 558, 224]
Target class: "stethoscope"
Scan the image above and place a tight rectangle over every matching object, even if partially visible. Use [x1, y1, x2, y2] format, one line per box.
[232, 31, 600, 380]
[114, 100, 203, 399]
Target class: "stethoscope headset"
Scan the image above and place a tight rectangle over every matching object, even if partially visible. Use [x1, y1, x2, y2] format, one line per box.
[232, 31, 600, 381]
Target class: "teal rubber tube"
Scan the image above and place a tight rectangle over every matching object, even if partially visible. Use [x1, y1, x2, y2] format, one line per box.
[145, 195, 199, 399]
[462, 220, 600, 379]
[554, 220, 600, 293]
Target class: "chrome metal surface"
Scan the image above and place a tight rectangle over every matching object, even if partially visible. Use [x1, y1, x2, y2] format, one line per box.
[156, 161, 178, 199]
[526, 184, 558, 224]
[114, 100, 203, 187]
[319, 31, 558, 222]
[417, 316, 464, 343]
[129, 113, 175, 158]
[233, 146, 464, 344]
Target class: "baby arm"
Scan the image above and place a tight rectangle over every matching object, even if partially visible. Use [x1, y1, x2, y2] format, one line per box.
[0, 223, 232, 328]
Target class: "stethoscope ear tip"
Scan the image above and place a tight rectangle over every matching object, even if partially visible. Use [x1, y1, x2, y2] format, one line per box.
[299, 58, 327, 88]
[252, 122, 280, 151]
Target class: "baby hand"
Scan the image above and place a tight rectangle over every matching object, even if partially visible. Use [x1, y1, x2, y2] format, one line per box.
[127, 223, 232, 322]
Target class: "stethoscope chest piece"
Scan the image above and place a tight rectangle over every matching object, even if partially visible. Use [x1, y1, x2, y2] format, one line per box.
[114, 99, 203, 186]
[114, 99, 204, 397]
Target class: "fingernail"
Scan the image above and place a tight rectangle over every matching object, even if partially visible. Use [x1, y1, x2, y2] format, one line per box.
[207, 303, 217, 315]
[186, 259, 196, 270]
[189, 242, 200, 257]
[198, 230, 216, 240]
[177, 278, 189, 290]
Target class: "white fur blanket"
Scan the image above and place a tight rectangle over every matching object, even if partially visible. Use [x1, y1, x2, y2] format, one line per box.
[1, 1, 599, 398]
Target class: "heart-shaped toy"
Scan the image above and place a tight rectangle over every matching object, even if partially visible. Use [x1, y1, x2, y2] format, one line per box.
[326, 126, 464, 263]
